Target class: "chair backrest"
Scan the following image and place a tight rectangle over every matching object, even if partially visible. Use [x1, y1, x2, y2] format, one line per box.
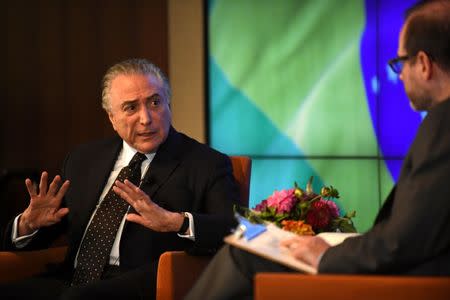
[254, 273, 450, 300]
[230, 156, 252, 206]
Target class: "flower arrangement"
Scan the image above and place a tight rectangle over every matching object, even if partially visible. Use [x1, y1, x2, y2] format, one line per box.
[241, 177, 357, 236]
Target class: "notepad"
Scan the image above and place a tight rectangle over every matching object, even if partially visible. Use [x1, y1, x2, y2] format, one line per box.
[225, 222, 359, 274]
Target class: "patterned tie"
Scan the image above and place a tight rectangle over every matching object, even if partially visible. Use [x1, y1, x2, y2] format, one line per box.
[71, 152, 147, 285]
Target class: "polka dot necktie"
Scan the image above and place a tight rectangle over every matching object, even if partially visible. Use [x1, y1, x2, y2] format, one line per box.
[71, 152, 147, 285]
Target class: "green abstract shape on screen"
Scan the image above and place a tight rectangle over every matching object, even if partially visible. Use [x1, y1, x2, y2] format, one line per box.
[209, 0, 395, 232]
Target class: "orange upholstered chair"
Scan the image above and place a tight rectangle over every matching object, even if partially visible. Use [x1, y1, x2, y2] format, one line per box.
[0, 246, 67, 283]
[156, 155, 252, 300]
[0, 156, 252, 294]
[254, 273, 450, 300]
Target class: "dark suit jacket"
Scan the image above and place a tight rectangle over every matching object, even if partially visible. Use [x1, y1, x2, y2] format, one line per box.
[3, 127, 240, 272]
[319, 99, 450, 275]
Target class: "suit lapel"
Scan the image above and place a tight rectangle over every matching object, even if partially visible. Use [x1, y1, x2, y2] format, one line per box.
[79, 138, 122, 227]
[141, 127, 183, 201]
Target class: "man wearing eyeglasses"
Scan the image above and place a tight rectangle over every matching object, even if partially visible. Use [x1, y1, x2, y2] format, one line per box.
[185, 1, 450, 299]
[387, 3, 450, 112]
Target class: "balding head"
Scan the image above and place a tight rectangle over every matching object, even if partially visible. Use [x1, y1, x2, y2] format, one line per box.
[403, 0, 450, 73]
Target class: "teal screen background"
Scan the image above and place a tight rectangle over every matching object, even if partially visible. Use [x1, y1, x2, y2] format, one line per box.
[207, 0, 421, 232]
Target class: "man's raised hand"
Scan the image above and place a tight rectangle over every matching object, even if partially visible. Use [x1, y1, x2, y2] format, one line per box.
[18, 171, 70, 236]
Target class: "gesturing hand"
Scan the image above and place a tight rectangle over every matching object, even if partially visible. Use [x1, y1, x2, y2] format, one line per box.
[113, 179, 184, 233]
[19, 171, 70, 236]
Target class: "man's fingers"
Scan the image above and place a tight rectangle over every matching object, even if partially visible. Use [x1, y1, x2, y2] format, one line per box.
[123, 179, 138, 189]
[126, 213, 147, 227]
[114, 180, 137, 195]
[25, 178, 37, 197]
[115, 180, 148, 200]
[55, 207, 69, 219]
[281, 242, 298, 252]
[47, 175, 61, 196]
[281, 241, 299, 251]
[114, 180, 153, 213]
[55, 180, 70, 200]
[126, 213, 140, 223]
[115, 180, 135, 195]
[280, 238, 293, 246]
[113, 185, 135, 206]
[39, 171, 49, 195]
[280, 237, 303, 247]
[42, 208, 69, 226]
[122, 180, 153, 203]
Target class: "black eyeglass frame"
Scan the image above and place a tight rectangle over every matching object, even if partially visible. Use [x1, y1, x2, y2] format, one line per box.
[388, 55, 410, 74]
[388, 52, 434, 75]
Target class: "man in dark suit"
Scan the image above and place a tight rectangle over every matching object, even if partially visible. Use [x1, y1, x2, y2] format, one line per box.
[1, 58, 239, 299]
[185, 1, 450, 299]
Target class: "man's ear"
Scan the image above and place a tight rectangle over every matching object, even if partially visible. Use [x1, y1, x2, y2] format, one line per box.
[417, 51, 433, 80]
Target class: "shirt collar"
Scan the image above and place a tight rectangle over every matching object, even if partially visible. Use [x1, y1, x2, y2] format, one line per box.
[122, 141, 156, 164]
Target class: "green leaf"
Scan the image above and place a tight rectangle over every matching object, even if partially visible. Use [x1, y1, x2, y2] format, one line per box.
[306, 176, 314, 194]
[335, 217, 357, 233]
[345, 210, 356, 218]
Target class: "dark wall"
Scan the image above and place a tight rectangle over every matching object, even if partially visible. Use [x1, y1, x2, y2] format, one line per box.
[0, 0, 169, 229]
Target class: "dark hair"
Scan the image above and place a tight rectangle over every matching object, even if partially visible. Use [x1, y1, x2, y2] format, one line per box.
[404, 0, 450, 72]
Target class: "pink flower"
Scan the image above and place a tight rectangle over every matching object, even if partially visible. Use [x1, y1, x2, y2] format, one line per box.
[266, 189, 296, 214]
[326, 200, 340, 218]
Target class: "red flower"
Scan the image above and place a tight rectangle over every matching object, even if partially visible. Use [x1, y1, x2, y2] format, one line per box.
[254, 199, 268, 211]
[306, 200, 332, 230]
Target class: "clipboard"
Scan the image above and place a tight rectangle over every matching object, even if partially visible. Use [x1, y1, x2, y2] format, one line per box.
[225, 216, 360, 274]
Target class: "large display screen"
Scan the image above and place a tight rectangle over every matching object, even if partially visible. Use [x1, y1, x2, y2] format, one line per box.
[207, 0, 422, 232]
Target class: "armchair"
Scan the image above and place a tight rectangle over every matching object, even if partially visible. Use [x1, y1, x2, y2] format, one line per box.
[254, 273, 450, 300]
[156, 155, 252, 300]
[0, 156, 252, 292]
[0, 246, 66, 283]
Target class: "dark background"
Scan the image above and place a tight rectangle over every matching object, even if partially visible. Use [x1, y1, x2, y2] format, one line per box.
[0, 0, 169, 232]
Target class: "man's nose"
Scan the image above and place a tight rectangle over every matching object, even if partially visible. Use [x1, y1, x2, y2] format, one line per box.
[139, 107, 152, 125]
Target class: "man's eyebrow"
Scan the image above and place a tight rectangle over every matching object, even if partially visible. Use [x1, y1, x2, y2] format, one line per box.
[120, 99, 138, 108]
[119, 94, 162, 108]
[146, 93, 161, 100]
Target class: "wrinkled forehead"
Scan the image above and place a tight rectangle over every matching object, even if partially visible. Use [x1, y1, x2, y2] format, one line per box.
[108, 73, 165, 105]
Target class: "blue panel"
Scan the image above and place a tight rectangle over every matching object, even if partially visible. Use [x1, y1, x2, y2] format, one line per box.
[360, 0, 421, 181]
[249, 158, 324, 208]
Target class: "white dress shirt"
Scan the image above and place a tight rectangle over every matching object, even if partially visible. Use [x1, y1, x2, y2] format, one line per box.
[12, 141, 195, 266]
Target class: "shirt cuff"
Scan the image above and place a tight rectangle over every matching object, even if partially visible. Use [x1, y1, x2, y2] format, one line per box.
[177, 212, 195, 241]
[12, 214, 38, 248]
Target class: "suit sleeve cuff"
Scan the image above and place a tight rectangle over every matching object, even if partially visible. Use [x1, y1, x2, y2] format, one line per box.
[12, 214, 38, 248]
